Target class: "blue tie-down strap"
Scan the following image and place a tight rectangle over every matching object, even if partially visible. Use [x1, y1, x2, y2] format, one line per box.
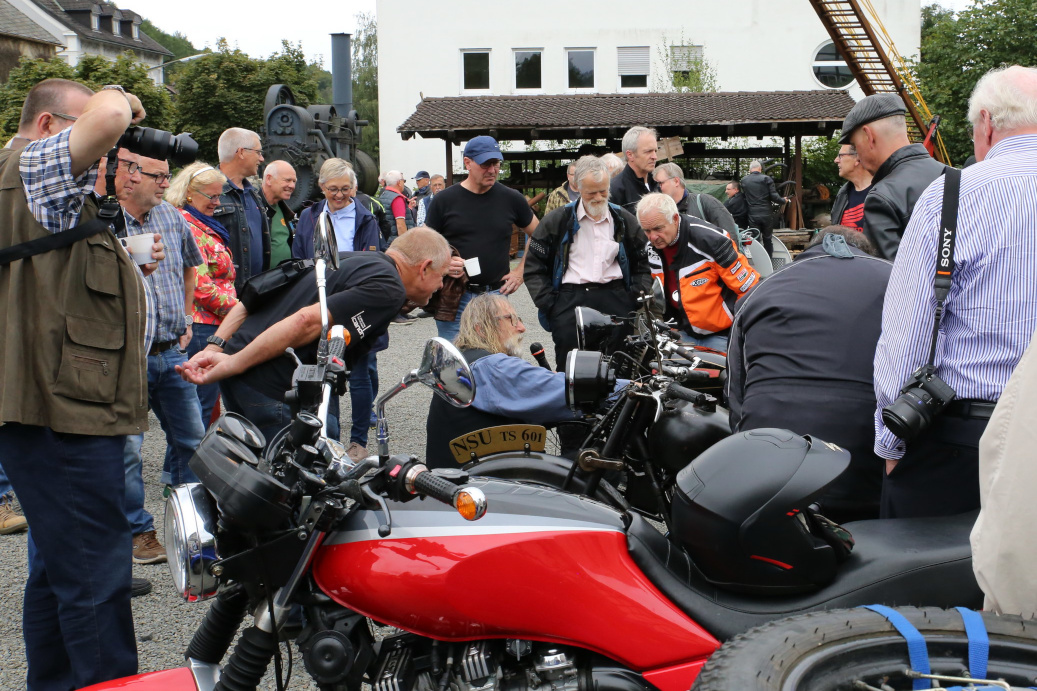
[862, 605, 932, 690]
[954, 606, 989, 680]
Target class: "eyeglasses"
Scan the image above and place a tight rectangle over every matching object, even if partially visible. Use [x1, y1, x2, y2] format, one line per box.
[835, 152, 858, 159]
[117, 158, 141, 174]
[50, 112, 78, 122]
[194, 189, 220, 201]
[241, 147, 264, 156]
[140, 170, 173, 184]
[324, 185, 354, 196]
[496, 313, 523, 327]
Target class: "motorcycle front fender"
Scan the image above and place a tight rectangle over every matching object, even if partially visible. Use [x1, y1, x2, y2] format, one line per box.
[465, 452, 625, 508]
[80, 667, 200, 690]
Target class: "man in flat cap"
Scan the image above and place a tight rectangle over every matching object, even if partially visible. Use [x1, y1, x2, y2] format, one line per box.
[841, 93, 945, 260]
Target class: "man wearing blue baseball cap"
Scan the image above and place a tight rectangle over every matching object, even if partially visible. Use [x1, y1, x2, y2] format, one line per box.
[425, 135, 539, 341]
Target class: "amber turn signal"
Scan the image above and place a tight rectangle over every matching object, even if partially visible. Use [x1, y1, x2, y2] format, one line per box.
[454, 487, 487, 521]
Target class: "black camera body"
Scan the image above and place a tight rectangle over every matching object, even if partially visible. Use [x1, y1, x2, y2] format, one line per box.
[881, 366, 956, 441]
[117, 126, 198, 166]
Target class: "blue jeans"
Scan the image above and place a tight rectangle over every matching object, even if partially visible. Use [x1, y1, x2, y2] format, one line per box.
[123, 434, 152, 534]
[187, 322, 221, 432]
[348, 352, 379, 446]
[147, 348, 205, 486]
[435, 289, 503, 342]
[682, 331, 730, 351]
[221, 377, 340, 447]
[0, 424, 137, 690]
[0, 460, 11, 498]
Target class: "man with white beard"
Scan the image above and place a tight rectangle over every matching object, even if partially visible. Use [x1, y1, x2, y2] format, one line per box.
[525, 155, 651, 369]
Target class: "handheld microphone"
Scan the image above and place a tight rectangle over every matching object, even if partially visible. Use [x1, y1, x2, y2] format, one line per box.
[530, 342, 552, 370]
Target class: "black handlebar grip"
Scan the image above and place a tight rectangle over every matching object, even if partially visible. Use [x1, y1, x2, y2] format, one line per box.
[413, 470, 459, 506]
[666, 383, 702, 403]
[327, 336, 347, 362]
[674, 345, 700, 362]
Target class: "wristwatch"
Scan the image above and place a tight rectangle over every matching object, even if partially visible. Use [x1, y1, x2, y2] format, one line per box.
[206, 335, 226, 349]
[101, 84, 126, 93]
[184, 315, 193, 329]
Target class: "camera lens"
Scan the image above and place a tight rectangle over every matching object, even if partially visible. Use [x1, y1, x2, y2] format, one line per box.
[117, 127, 198, 167]
[882, 389, 934, 441]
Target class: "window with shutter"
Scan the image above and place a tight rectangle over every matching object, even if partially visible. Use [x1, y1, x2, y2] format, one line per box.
[618, 46, 650, 88]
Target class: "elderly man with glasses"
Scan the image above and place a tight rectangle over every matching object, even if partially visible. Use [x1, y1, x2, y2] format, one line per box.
[215, 127, 270, 290]
[829, 145, 873, 231]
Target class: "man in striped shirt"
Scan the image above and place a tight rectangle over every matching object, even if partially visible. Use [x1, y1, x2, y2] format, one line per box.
[873, 65, 1037, 519]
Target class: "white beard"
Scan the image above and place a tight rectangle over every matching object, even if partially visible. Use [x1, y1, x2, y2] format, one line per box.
[584, 198, 608, 220]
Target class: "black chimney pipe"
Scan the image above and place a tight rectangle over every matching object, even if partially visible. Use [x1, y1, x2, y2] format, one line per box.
[331, 33, 353, 115]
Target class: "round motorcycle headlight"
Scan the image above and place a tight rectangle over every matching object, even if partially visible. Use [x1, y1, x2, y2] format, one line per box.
[565, 350, 617, 411]
[164, 483, 221, 602]
[575, 306, 616, 352]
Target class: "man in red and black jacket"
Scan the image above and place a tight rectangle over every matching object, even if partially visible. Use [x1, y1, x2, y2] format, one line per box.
[636, 193, 758, 351]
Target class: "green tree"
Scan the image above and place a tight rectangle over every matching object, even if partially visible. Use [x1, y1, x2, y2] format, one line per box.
[172, 39, 323, 163]
[351, 11, 380, 166]
[139, 19, 201, 84]
[653, 36, 719, 93]
[915, 0, 1037, 162]
[0, 53, 172, 145]
[801, 135, 843, 195]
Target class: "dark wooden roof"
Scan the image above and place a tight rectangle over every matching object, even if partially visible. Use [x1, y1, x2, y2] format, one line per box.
[398, 91, 855, 141]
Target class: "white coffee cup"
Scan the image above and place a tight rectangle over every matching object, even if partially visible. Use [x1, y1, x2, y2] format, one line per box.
[120, 234, 157, 265]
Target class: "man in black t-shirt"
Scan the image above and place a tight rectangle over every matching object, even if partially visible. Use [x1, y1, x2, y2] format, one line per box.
[424, 135, 539, 341]
[177, 228, 451, 443]
[830, 143, 873, 231]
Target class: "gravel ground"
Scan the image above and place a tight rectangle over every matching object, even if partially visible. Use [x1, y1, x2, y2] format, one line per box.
[0, 276, 555, 689]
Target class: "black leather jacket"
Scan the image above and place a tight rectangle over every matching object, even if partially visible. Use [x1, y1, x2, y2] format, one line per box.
[831, 182, 851, 226]
[739, 171, 783, 220]
[862, 143, 946, 260]
[609, 164, 658, 212]
[214, 178, 270, 292]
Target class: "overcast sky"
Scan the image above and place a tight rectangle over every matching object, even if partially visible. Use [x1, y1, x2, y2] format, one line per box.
[137, 0, 974, 65]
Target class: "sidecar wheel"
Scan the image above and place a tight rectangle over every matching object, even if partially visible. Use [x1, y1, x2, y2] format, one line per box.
[691, 606, 1037, 691]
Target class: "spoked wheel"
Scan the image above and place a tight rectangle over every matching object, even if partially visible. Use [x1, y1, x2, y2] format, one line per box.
[692, 607, 1037, 691]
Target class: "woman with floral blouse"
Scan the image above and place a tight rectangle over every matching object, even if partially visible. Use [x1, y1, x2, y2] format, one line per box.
[165, 162, 235, 429]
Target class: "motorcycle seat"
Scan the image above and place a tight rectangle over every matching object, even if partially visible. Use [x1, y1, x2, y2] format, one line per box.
[625, 511, 982, 642]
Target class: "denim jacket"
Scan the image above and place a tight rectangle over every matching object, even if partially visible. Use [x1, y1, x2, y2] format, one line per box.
[213, 178, 270, 292]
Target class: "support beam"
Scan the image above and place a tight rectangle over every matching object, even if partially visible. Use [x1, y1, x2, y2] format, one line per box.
[445, 140, 454, 186]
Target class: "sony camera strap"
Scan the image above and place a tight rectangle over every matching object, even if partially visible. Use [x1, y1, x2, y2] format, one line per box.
[923, 166, 961, 370]
[0, 149, 125, 267]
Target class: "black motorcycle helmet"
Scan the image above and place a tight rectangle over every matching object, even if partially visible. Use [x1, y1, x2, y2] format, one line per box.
[670, 428, 851, 595]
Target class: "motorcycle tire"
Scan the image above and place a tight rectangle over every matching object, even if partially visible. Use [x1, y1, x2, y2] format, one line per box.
[691, 606, 1037, 691]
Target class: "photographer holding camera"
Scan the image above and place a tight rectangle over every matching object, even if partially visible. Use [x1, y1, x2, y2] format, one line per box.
[0, 80, 168, 690]
[873, 65, 1037, 519]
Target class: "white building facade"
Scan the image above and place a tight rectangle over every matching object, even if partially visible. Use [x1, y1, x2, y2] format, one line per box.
[376, 0, 921, 179]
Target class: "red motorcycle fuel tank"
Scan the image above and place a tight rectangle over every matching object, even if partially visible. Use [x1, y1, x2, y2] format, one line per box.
[79, 667, 198, 689]
[314, 478, 719, 671]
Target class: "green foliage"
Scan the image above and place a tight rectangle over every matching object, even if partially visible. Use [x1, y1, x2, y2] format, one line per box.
[352, 11, 380, 166]
[139, 19, 200, 84]
[801, 136, 843, 194]
[172, 39, 322, 163]
[0, 53, 173, 145]
[653, 35, 719, 93]
[915, 0, 1037, 163]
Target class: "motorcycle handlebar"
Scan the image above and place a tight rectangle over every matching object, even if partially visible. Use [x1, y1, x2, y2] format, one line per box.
[665, 383, 704, 404]
[409, 467, 488, 521]
[327, 335, 346, 362]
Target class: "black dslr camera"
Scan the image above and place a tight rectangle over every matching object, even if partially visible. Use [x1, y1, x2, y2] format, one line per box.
[881, 365, 955, 441]
[117, 126, 198, 166]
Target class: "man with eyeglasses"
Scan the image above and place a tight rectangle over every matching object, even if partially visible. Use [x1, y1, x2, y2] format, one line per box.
[829, 145, 873, 231]
[215, 127, 270, 290]
[424, 135, 539, 342]
[425, 293, 624, 469]
[0, 78, 162, 689]
[119, 155, 204, 566]
[261, 160, 298, 267]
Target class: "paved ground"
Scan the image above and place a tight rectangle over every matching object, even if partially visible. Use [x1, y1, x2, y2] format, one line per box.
[0, 279, 555, 689]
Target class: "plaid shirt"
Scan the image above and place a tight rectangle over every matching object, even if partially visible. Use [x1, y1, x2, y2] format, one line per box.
[124, 201, 204, 343]
[19, 128, 98, 233]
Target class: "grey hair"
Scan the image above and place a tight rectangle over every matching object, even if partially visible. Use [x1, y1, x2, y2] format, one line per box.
[455, 294, 515, 354]
[968, 65, 1037, 132]
[319, 158, 357, 186]
[600, 152, 625, 178]
[165, 161, 227, 208]
[749, 160, 762, 172]
[387, 227, 451, 271]
[573, 155, 610, 189]
[621, 126, 658, 155]
[566, 161, 577, 173]
[264, 160, 295, 180]
[654, 162, 685, 185]
[217, 128, 260, 163]
[806, 225, 875, 255]
[383, 170, 404, 187]
[635, 192, 679, 223]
